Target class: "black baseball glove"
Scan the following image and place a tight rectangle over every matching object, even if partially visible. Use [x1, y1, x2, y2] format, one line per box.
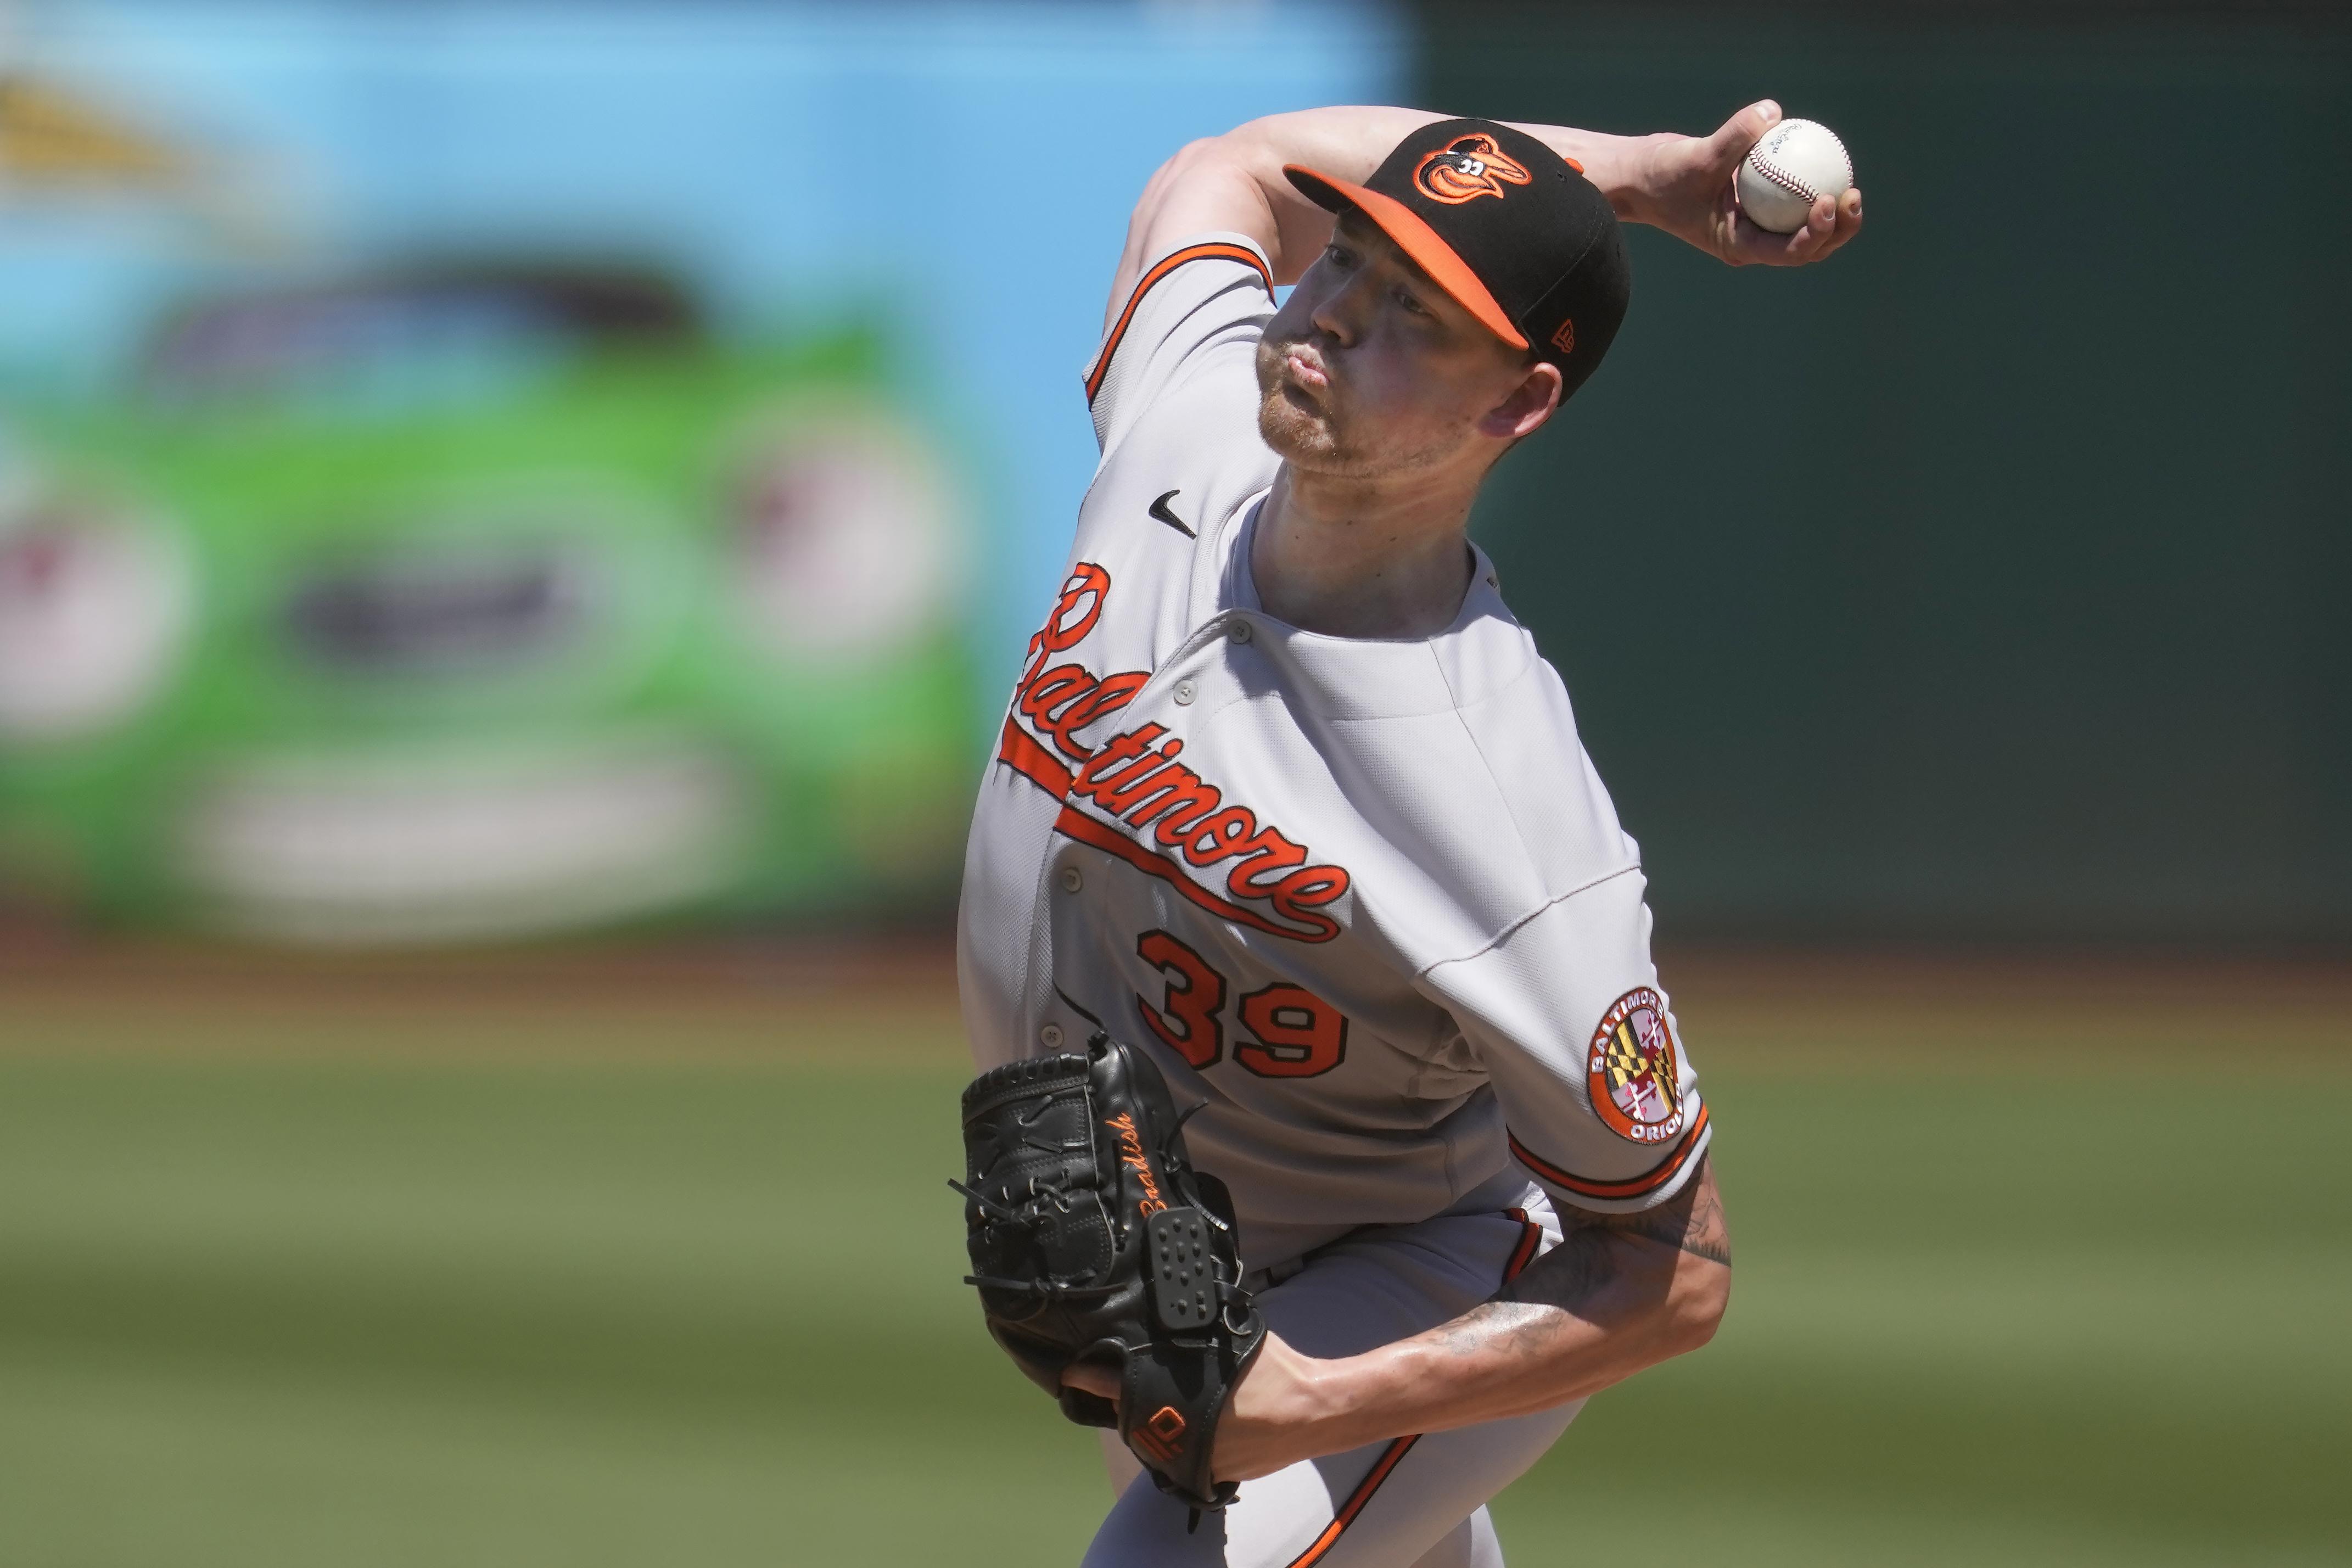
[954, 1031, 1265, 1512]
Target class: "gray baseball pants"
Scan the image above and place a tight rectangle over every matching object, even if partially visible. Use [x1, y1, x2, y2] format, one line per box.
[1083, 1175, 1582, 1567]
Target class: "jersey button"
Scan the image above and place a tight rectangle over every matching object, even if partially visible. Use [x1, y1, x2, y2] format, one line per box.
[1228, 619, 1253, 645]
[1059, 866, 1083, 893]
[1173, 680, 1196, 705]
[1039, 1023, 1065, 1049]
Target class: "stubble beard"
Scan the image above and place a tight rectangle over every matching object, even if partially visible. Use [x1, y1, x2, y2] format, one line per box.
[1256, 388, 1379, 477]
[1253, 339, 1472, 483]
[1255, 339, 1372, 476]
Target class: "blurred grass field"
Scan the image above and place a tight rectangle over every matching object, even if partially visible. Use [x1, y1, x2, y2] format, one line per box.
[1, 943, 2347, 1567]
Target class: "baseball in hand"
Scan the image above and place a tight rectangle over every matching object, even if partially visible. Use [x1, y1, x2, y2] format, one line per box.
[1735, 118, 1853, 234]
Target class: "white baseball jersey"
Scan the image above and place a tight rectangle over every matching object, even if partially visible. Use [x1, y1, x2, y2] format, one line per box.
[956, 232, 1709, 1276]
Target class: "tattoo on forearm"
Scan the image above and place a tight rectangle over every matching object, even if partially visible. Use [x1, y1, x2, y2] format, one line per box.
[1499, 1155, 1731, 1310]
[1435, 1298, 1557, 1358]
[1604, 1163, 1730, 1268]
[1682, 1171, 1732, 1265]
[1425, 1158, 1731, 1373]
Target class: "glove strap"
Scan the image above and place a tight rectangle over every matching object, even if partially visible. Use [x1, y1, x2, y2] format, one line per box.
[1116, 1285, 1266, 1511]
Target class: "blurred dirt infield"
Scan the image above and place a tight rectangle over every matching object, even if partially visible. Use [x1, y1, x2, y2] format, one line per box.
[4, 917, 2346, 1067]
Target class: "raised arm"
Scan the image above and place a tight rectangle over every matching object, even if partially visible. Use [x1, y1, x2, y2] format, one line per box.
[1105, 101, 1864, 332]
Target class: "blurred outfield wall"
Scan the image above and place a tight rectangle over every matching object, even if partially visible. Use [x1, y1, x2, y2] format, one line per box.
[1420, 4, 2352, 945]
[0, 1, 1405, 939]
[8, 1, 2344, 948]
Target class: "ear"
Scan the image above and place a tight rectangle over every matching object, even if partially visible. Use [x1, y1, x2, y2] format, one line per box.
[1477, 360, 1563, 443]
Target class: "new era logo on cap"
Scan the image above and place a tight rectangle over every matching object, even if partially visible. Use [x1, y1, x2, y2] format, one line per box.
[1285, 118, 1631, 400]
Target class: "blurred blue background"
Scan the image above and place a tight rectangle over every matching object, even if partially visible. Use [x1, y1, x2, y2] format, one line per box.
[0, 0, 1404, 939]
[2, 0, 1405, 680]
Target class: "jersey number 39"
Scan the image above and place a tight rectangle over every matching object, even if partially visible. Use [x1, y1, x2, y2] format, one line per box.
[1135, 928, 1348, 1078]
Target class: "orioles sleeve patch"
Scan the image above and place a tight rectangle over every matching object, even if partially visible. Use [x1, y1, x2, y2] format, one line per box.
[1586, 986, 1689, 1146]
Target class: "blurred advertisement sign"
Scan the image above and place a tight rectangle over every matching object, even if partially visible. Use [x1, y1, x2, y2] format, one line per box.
[1, 260, 975, 940]
[0, 1, 1401, 943]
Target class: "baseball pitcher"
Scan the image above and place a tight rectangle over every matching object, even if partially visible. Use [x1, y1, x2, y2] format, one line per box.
[954, 102, 1863, 1567]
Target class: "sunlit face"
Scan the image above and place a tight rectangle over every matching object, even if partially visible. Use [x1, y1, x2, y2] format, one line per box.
[1255, 211, 1555, 479]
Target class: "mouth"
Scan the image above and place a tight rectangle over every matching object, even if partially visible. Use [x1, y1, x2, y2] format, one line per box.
[1278, 345, 1330, 393]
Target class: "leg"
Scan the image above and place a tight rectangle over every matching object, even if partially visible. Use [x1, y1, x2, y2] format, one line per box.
[1407, 1507, 1503, 1568]
[1102, 1426, 1146, 1496]
[1082, 1405, 1571, 1568]
[1081, 1189, 1573, 1567]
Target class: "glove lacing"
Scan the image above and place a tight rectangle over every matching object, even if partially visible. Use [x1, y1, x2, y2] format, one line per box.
[948, 1174, 1125, 1317]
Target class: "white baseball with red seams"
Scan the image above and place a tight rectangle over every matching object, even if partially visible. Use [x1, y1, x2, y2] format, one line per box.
[1735, 117, 1853, 233]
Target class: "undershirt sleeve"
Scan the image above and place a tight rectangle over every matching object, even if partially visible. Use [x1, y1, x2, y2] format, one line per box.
[1416, 867, 1712, 1216]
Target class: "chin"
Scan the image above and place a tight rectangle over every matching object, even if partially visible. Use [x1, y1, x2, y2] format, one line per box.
[1256, 387, 1354, 471]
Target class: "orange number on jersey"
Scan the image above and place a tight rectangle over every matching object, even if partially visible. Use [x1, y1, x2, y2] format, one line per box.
[1235, 983, 1348, 1078]
[1136, 929, 1224, 1069]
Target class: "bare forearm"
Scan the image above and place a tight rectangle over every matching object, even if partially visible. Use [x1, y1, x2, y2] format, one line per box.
[1111, 99, 1862, 331]
[1221, 109, 1664, 278]
[1111, 107, 1671, 312]
[1211, 1158, 1731, 1480]
[1502, 122, 1678, 224]
[1323, 1216, 1727, 1442]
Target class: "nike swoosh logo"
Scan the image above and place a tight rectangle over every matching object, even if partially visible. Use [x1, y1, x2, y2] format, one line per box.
[1149, 489, 1195, 539]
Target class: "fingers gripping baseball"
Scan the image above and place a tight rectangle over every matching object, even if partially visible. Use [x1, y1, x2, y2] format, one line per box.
[1705, 99, 1784, 173]
[1727, 104, 1862, 265]
[1644, 100, 1863, 267]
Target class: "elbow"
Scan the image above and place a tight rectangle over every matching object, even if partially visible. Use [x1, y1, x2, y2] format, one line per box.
[1166, 133, 1251, 184]
[1669, 1260, 1732, 1356]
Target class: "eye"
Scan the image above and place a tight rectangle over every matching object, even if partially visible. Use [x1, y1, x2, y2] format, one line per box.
[1324, 242, 1358, 270]
[1394, 287, 1431, 317]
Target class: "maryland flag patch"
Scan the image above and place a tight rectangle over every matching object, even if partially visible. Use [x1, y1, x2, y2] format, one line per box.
[1586, 987, 1688, 1146]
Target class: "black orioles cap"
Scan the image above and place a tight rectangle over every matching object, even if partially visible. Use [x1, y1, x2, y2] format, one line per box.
[1285, 118, 1632, 400]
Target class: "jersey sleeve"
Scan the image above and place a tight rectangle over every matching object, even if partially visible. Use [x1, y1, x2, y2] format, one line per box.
[1082, 232, 1276, 455]
[1415, 867, 1712, 1215]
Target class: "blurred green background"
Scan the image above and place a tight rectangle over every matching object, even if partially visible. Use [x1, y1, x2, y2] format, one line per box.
[4, 961, 2346, 1566]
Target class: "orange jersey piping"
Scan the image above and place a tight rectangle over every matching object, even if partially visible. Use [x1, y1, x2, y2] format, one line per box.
[1509, 1103, 1711, 1202]
[1084, 241, 1274, 405]
[1503, 1206, 1543, 1284]
[1280, 1203, 1543, 1566]
[1281, 1434, 1421, 1568]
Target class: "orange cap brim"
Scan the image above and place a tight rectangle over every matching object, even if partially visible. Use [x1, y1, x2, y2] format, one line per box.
[1284, 164, 1527, 351]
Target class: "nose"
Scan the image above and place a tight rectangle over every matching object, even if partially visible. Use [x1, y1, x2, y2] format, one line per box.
[1308, 264, 1378, 348]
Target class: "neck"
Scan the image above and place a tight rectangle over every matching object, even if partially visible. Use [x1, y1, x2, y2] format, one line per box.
[1250, 462, 1480, 640]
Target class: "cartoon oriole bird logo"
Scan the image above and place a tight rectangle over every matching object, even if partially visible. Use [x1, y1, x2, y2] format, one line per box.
[1412, 133, 1532, 205]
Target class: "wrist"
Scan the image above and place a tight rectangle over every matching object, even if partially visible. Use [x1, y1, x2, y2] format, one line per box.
[1591, 132, 1678, 226]
[1501, 123, 1667, 226]
[1291, 1341, 1420, 1455]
